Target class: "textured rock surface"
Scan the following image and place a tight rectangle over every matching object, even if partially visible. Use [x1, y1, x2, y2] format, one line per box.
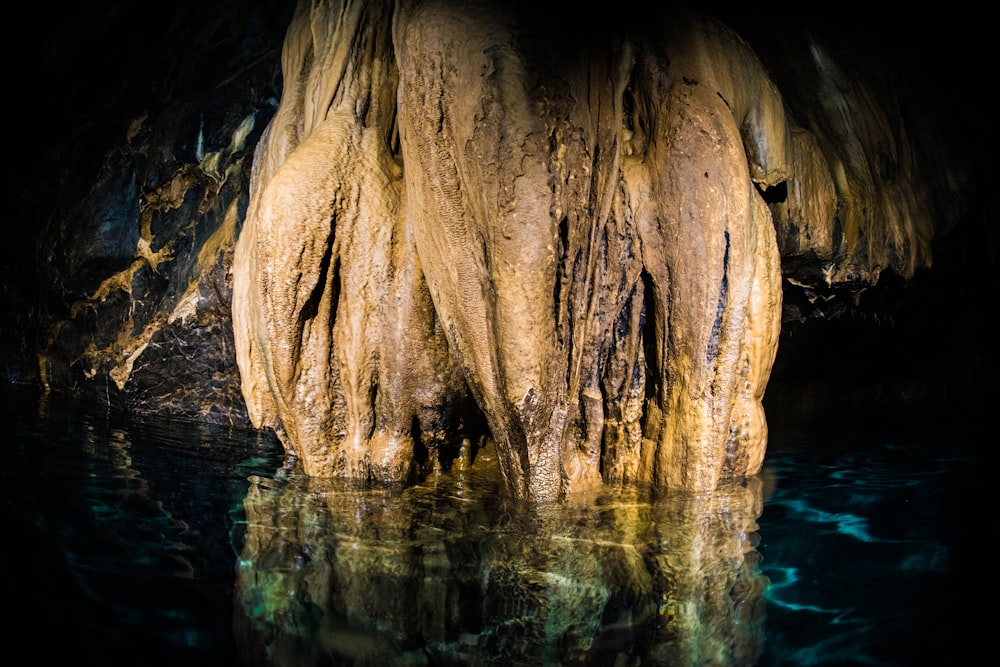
[13, 0, 294, 425]
[234, 0, 973, 498]
[233, 1, 794, 497]
[7, 1, 990, 497]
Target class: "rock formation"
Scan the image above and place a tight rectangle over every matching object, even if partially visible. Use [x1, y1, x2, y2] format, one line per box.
[11, 0, 985, 501]
[231, 0, 949, 500]
[15, 0, 295, 424]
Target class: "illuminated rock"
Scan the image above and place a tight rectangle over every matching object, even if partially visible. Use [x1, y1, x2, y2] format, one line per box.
[18, 1, 977, 495]
[233, 1, 793, 498]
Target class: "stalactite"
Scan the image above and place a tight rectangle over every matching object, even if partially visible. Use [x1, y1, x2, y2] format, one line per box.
[228, 0, 939, 499]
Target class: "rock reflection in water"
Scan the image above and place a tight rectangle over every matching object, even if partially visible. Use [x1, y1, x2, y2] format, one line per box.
[234, 446, 767, 666]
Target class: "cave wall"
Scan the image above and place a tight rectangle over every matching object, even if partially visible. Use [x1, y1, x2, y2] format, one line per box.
[9, 0, 295, 424]
[7, 0, 989, 496]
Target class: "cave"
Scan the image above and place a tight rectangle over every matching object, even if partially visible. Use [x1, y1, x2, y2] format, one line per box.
[5, 1, 989, 664]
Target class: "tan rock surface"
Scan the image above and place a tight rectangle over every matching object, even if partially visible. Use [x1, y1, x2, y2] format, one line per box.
[231, 0, 941, 499]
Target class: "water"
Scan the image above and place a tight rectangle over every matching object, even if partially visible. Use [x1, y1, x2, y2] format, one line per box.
[2, 384, 981, 666]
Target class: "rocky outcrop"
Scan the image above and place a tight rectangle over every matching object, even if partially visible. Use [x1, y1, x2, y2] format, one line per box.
[18, 0, 293, 425]
[232, 0, 960, 499]
[232, 1, 794, 498]
[11, 1, 983, 498]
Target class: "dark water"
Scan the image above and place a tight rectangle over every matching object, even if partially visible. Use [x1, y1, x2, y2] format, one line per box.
[2, 384, 981, 666]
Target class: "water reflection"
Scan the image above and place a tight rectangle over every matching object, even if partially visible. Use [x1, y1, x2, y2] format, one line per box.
[8, 384, 976, 665]
[6, 385, 285, 663]
[234, 446, 768, 666]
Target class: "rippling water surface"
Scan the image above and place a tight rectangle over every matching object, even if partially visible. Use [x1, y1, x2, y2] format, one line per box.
[2, 384, 980, 666]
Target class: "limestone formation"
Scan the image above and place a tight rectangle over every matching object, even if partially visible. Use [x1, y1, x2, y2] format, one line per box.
[18, 0, 964, 501]
[233, 0, 797, 499]
[765, 36, 937, 287]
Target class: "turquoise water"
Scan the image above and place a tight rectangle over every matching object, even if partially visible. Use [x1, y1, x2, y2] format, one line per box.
[754, 435, 980, 666]
[2, 384, 980, 666]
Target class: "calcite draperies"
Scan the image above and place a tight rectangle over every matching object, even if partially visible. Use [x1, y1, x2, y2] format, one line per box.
[232, 0, 788, 500]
